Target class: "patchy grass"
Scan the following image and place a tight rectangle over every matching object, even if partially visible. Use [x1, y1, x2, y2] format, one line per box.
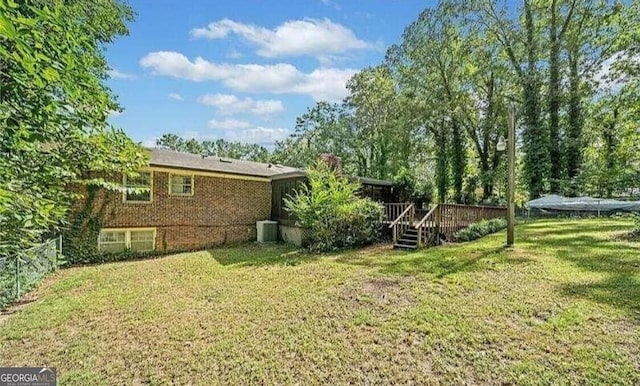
[1, 219, 639, 384]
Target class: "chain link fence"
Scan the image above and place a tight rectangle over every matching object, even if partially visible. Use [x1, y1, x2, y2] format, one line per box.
[0, 237, 61, 309]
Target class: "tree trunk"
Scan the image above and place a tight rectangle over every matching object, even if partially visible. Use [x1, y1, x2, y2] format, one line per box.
[566, 43, 583, 196]
[435, 126, 449, 203]
[548, 0, 563, 193]
[522, 0, 549, 199]
[603, 107, 618, 198]
[451, 120, 465, 203]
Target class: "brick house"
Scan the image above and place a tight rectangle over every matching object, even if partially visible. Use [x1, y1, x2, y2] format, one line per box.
[89, 149, 393, 254]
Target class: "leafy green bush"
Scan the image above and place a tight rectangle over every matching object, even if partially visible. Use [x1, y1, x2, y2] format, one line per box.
[284, 161, 384, 252]
[454, 218, 508, 242]
[392, 166, 433, 206]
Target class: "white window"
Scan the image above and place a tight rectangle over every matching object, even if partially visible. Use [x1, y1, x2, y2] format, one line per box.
[169, 174, 193, 196]
[98, 228, 156, 252]
[124, 172, 152, 202]
[98, 230, 127, 253]
[129, 230, 155, 251]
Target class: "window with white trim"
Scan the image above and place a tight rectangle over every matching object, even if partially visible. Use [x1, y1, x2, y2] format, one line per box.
[169, 174, 193, 196]
[129, 230, 155, 251]
[124, 172, 152, 202]
[98, 230, 127, 253]
[98, 229, 156, 252]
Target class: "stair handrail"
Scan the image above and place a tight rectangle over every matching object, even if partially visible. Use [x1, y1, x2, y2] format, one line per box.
[388, 204, 414, 228]
[414, 205, 438, 229]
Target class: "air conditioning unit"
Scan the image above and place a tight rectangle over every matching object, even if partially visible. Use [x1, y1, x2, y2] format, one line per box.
[256, 220, 278, 243]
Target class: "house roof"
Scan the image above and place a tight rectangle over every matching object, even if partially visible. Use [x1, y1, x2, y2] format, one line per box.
[148, 148, 393, 186]
[149, 148, 301, 178]
[270, 171, 392, 186]
[358, 177, 393, 187]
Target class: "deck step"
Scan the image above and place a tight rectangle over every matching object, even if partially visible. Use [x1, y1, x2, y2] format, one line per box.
[393, 243, 417, 250]
[394, 227, 420, 250]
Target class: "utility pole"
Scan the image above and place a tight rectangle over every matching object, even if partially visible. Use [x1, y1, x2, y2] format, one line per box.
[507, 105, 516, 246]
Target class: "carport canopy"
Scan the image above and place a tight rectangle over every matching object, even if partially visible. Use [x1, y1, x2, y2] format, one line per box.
[527, 194, 640, 212]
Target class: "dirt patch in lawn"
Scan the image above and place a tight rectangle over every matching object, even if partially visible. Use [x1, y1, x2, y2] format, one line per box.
[613, 231, 640, 243]
[340, 276, 417, 312]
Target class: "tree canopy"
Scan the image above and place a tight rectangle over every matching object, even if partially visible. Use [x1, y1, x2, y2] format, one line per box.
[0, 0, 147, 256]
[273, 0, 639, 202]
[155, 134, 271, 162]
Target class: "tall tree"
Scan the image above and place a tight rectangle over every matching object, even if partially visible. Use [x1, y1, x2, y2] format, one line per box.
[581, 86, 640, 197]
[0, 0, 147, 256]
[560, 0, 627, 195]
[459, 0, 549, 198]
[399, 7, 472, 202]
[346, 65, 399, 180]
[545, 0, 578, 192]
[271, 102, 356, 172]
[396, 4, 518, 202]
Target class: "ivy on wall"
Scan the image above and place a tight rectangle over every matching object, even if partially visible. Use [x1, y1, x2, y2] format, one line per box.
[61, 185, 106, 265]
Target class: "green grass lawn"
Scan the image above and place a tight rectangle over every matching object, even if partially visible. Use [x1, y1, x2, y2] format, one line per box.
[1, 219, 639, 385]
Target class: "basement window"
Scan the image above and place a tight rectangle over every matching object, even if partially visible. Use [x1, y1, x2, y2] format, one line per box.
[98, 230, 127, 253]
[98, 228, 156, 253]
[129, 230, 155, 251]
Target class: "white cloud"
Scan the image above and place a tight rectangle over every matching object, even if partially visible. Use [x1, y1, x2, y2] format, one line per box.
[319, 0, 341, 11]
[291, 67, 357, 101]
[140, 51, 354, 101]
[148, 127, 289, 147]
[142, 137, 158, 148]
[109, 68, 136, 80]
[168, 92, 184, 101]
[108, 109, 123, 117]
[197, 94, 284, 117]
[207, 119, 253, 130]
[224, 126, 289, 145]
[190, 18, 367, 58]
[226, 48, 243, 59]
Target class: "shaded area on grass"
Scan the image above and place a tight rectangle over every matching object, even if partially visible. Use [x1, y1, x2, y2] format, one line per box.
[519, 221, 639, 318]
[335, 242, 534, 278]
[206, 243, 310, 267]
[0, 218, 638, 384]
[562, 274, 640, 319]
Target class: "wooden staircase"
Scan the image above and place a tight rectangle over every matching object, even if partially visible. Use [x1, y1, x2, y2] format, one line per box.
[386, 203, 507, 250]
[393, 227, 419, 250]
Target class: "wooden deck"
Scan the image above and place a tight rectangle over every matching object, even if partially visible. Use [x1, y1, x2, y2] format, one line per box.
[384, 203, 507, 249]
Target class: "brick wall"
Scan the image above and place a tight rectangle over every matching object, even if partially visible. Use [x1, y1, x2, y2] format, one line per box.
[80, 170, 272, 251]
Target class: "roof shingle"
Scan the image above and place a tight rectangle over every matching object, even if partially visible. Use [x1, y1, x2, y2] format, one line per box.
[148, 148, 392, 186]
[149, 148, 301, 178]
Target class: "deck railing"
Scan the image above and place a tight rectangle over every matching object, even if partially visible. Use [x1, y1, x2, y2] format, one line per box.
[383, 203, 412, 223]
[414, 206, 438, 247]
[414, 204, 507, 247]
[387, 204, 415, 244]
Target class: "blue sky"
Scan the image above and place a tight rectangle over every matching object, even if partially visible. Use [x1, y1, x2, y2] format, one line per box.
[106, 0, 436, 148]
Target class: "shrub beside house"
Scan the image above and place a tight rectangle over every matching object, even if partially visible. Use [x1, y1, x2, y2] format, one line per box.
[284, 161, 385, 252]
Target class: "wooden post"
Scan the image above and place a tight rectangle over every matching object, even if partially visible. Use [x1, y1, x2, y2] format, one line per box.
[15, 257, 20, 298]
[57, 235, 62, 271]
[507, 105, 516, 246]
[435, 206, 441, 245]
